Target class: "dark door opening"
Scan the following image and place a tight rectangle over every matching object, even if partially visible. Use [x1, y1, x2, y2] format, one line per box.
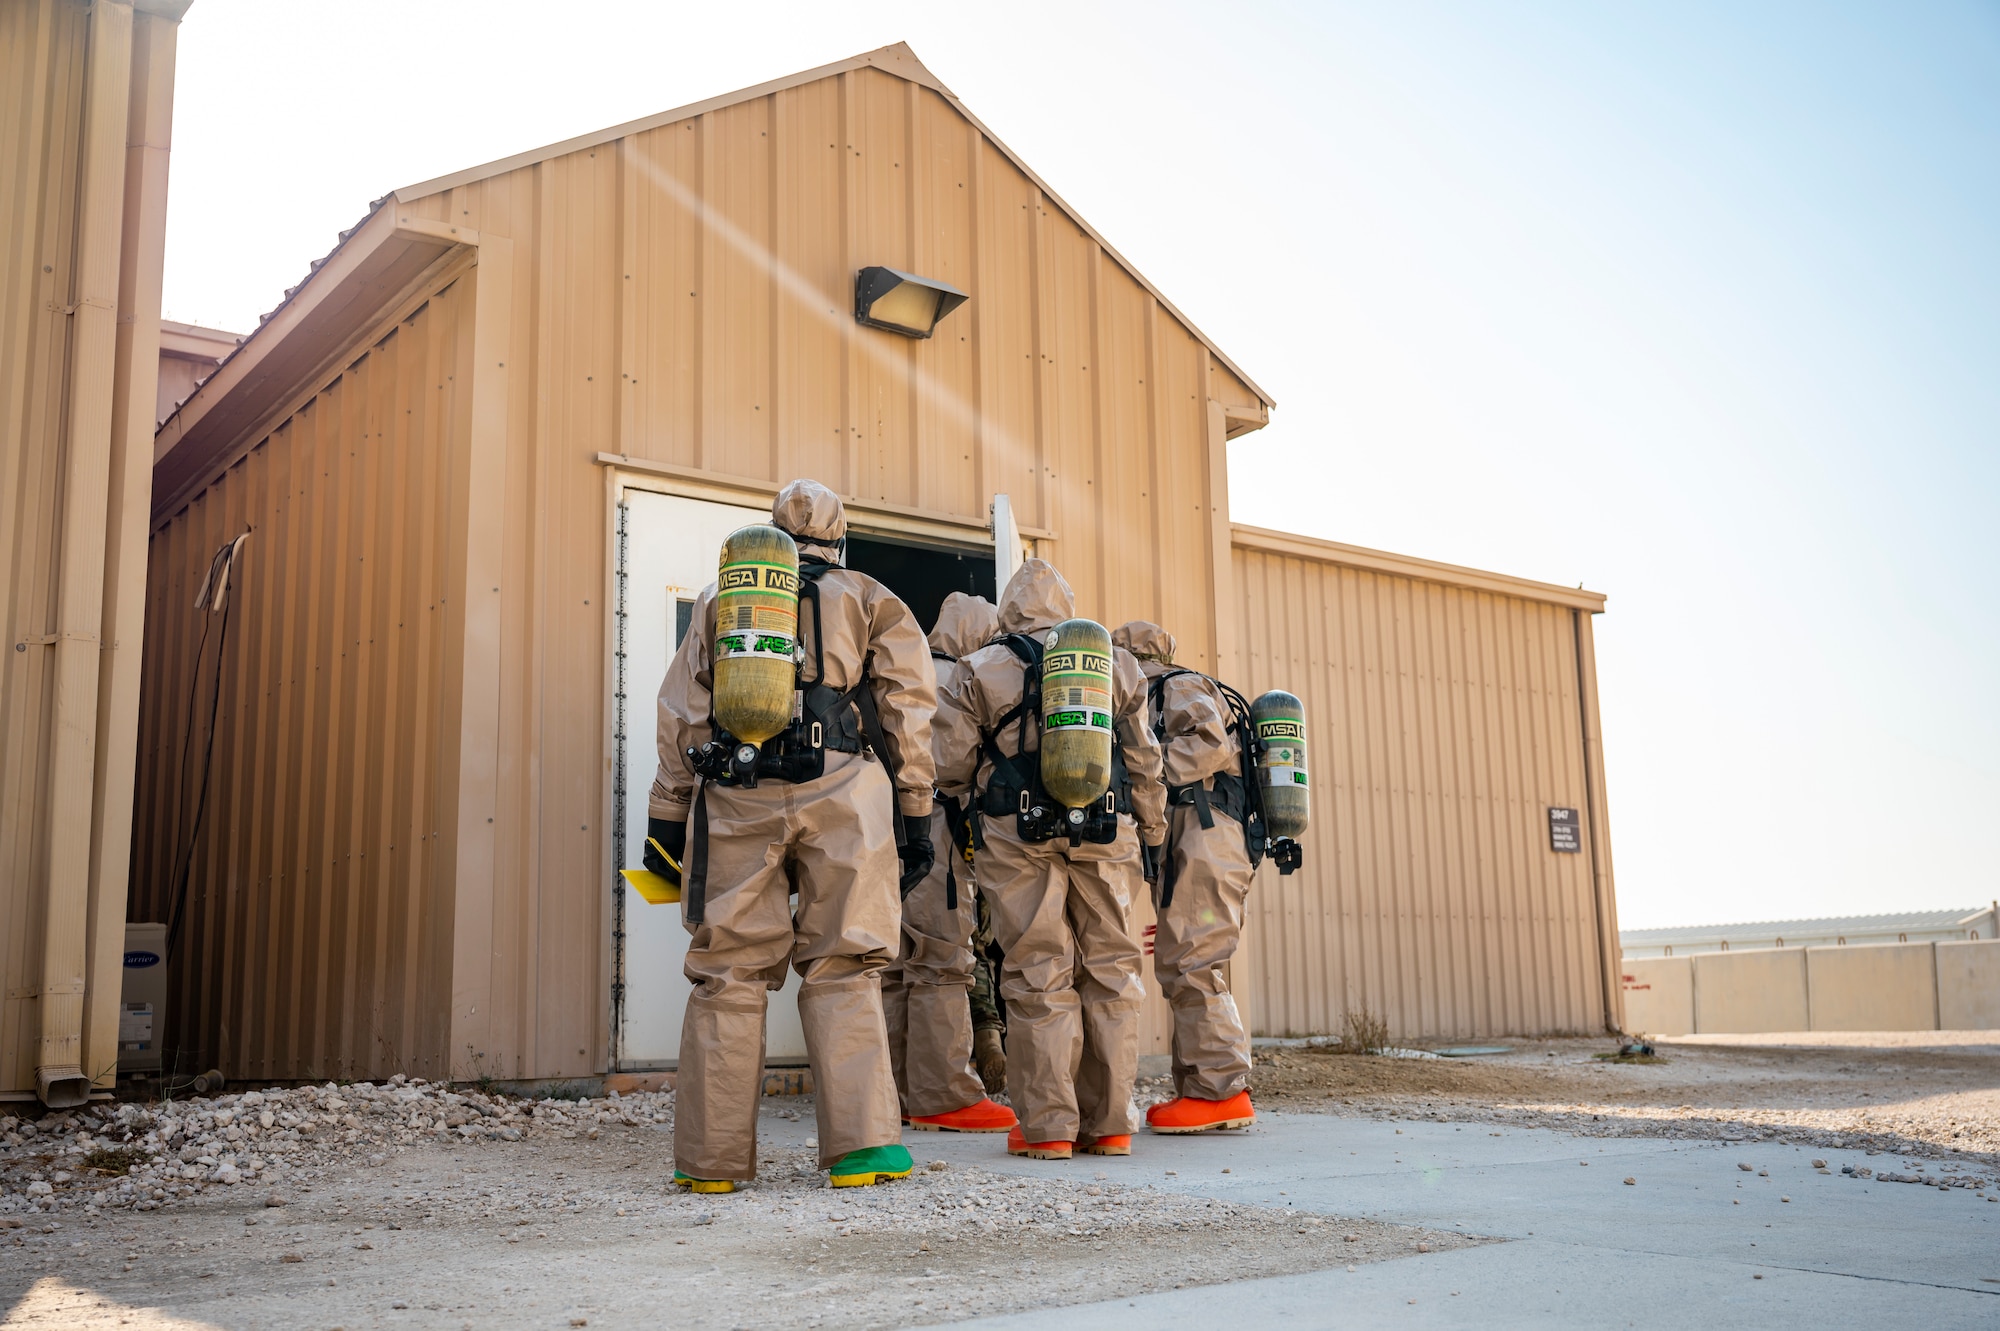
[846, 533, 996, 633]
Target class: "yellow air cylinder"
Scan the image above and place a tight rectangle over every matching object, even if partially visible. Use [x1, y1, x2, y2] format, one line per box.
[1251, 689, 1310, 838]
[1039, 618, 1115, 808]
[712, 524, 800, 746]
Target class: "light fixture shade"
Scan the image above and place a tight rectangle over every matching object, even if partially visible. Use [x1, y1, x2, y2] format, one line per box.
[854, 266, 968, 338]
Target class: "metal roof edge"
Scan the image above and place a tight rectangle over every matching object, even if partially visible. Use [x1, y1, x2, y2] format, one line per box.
[392, 43, 948, 201]
[153, 197, 392, 446]
[391, 41, 1274, 410]
[154, 203, 397, 460]
[150, 209, 476, 524]
[158, 321, 241, 362]
[1232, 523, 1607, 612]
[1620, 908, 1988, 942]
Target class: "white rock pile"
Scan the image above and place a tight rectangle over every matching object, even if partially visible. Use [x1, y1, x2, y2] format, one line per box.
[0, 1075, 675, 1218]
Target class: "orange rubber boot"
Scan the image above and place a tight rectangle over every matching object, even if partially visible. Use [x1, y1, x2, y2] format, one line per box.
[1077, 1134, 1132, 1156]
[907, 1098, 1019, 1134]
[1145, 1090, 1256, 1134]
[1005, 1127, 1072, 1160]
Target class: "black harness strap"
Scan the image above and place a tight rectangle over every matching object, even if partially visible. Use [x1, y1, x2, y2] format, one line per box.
[973, 635, 1043, 818]
[804, 560, 904, 852]
[1146, 666, 1271, 909]
[939, 795, 970, 911]
[685, 782, 712, 925]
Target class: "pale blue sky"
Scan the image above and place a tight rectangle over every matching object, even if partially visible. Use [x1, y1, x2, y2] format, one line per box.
[162, 2, 2000, 929]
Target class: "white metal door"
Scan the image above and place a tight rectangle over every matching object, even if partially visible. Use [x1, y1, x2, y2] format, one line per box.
[616, 488, 809, 1068]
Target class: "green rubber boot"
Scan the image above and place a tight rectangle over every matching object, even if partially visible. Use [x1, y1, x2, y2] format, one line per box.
[673, 1171, 735, 1194]
[828, 1143, 913, 1188]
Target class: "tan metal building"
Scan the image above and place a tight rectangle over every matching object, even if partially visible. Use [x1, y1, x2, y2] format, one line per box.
[1621, 906, 1997, 959]
[131, 43, 1623, 1088]
[154, 319, 238, 425]
[2, 0, 191, 1106]
[1231, 528, 1619, 1039]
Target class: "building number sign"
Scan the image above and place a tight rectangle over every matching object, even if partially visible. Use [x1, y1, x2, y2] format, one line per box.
[1548, 807, 1582, 854]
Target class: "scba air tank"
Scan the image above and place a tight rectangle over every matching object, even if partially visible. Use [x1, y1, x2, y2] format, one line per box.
[1251, 689, 1310, 838]
[1039, 618, 1115, 808]
[711, 525, 800, 746]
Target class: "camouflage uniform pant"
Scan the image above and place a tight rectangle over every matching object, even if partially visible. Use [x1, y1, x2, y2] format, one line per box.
[969, 889, 1005, 1035]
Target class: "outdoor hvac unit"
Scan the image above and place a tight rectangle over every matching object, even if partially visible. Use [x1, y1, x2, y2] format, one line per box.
[120, 923, 167, 1074]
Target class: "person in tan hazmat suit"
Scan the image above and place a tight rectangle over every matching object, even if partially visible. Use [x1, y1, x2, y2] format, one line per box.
[1113, 621, 1258, 1133]
[881, 592, 1017, 1133]
[645, 479, 936, 1191]
[933, 561, 1166, 1160]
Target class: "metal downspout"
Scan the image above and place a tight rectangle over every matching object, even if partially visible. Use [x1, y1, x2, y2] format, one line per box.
[37, 0, 136, 1109]
[1572, 608, 1619, 1036]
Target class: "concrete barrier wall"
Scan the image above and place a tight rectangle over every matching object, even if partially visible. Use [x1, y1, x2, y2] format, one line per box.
[1693, 948, 1809, 1033]
[1805, 943, 1937, 1031]
[1617, 939, 1999, 1035]
[1621, 958, 1694, 1036]
[1937, 940, 2000, 1029]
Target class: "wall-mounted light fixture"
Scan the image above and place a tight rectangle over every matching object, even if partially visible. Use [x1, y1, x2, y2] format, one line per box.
[854, 267, 968, 339]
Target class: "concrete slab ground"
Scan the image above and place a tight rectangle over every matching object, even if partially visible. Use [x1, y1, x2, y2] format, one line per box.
[828, 1111, 2000, 1329]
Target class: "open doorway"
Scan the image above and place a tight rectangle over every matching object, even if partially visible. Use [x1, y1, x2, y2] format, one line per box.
[847, 533, 997, 633]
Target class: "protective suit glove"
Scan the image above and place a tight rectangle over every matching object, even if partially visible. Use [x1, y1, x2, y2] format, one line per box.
[897, 814, 935, 895]
[643, 816, 687, 887]
[1141, 841, 1163, 885]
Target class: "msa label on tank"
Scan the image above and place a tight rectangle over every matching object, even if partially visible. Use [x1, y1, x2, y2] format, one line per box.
[1257, 716, 1308, 788]
[718, 564, 799, 594]
[716, 559, 798, 659]
[1041, 650, 1114, 734]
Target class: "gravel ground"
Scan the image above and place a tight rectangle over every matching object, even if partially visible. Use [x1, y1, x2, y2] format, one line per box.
[6, 1030, 1988, 1326]
[0, 1086, 1477, 1329]
[1249, 1033, 2000, 1165]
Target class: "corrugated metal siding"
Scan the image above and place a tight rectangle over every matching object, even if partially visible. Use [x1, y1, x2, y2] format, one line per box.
[0, 0, 90, 1095]
[1234, 542, 1613, 1039]
[130, 275, 475, 1081]
[2, 0, 179, 1097]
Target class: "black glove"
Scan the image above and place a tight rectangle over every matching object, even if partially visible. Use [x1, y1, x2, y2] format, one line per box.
[1141, 841, 1162, 885]
[898, 813, 935, 896]
[643, 817, 686, 887]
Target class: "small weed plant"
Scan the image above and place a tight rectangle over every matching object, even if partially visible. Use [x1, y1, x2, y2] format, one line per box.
[1340, 1007, 1390, 1055]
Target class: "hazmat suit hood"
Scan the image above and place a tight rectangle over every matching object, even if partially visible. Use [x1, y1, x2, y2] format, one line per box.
[996, 559, 1074, 636]
[772, 478, 848, 562]
[1112, 620, 1176, 665]
[928, 592, 999, 661]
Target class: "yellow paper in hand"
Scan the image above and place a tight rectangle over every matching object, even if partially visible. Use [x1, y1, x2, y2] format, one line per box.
[620, 868, 680, 905]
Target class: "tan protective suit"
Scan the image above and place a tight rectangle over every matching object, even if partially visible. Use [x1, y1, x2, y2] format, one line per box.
[1113, 620, 1254, 1102]
[652, 479, 936, 1180]
[934, 562, 1166, 1143]
[882, 592, 1000, 1117]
